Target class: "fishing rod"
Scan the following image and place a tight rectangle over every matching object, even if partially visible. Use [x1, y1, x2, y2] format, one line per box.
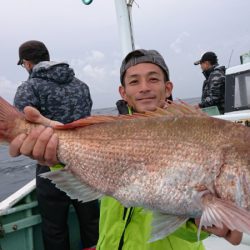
[227, 49, 234, 68]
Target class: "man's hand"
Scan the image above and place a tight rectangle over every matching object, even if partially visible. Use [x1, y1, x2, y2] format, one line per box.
[195, 218, 243, 245]
[9, 106, 60, 166]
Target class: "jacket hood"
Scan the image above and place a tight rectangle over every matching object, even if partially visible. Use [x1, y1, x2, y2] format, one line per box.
[214, 65, 226, 74]
[203, 64, 226, 79]
[30, 61, 75, 84]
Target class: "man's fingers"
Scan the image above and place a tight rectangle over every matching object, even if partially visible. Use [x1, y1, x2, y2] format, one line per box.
[195, 218, 228, 237]
[204, 225, 228, 237]
[19, 125, 46, 156]
[44, 133, 60, 166]
[225, 230, 242, 245]
[9, 134, 27, 157]
[32, 127, 54, 162]
[195, 218, 243, 245]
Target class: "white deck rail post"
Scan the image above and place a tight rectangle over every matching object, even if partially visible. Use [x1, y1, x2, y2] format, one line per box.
[114, 0, 135, 58]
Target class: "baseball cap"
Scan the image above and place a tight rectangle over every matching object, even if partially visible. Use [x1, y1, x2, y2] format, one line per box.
[194, 51, 218, 65]
[17, 40, 50, 65]
[120, 49, 169, 84]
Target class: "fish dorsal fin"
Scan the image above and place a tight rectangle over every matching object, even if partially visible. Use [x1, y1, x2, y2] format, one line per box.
[54, 113, 149, 130]
[162, 100, 206, 116]
[143, 101, 206, 117]
[54, 101, 205, 130]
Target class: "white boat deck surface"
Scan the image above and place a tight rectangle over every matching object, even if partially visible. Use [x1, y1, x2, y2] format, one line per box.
[204, 235, 250, 250]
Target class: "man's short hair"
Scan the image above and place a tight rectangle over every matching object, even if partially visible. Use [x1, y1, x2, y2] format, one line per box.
[120, 49, 169, 85]
[17, 40, 50, 65]
[194, 51, 218, 66]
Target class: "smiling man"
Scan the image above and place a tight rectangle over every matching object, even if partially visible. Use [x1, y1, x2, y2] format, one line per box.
[98, 49, 208, 250]
[117, 49, 173, 114]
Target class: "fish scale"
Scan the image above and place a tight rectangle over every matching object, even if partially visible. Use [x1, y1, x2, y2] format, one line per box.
[57, 124, 223, 215]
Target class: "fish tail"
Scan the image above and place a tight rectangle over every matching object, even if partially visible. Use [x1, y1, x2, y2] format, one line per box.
[0, 97, 24, 143]
[200, 194, 250, 235]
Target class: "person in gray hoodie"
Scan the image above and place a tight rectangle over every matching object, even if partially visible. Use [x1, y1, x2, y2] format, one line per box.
[14, 40, 99, 250]
[194, 51, 226, 114]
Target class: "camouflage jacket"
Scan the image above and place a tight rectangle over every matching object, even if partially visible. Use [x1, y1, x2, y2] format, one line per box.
[199, 64, 226, 114]
[14, 61, 92, 123]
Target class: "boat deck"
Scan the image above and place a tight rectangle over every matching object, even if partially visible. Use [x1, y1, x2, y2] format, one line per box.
[204, 235, 250, 250]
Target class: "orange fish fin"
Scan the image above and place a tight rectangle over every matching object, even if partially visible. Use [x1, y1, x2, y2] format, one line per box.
[142, 101, 207, 118]
[0, 96, 24, 142]
[166, 100, 206, 116]
[199, 195, 250, 235]
[54, 101, 205, 130]
[54, 113, 148, 130]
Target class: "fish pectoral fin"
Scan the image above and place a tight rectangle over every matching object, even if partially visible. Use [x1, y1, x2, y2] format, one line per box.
[149, 211, 188, 242]
[199, 195, 250, 235]
[40, 169, 102, 202]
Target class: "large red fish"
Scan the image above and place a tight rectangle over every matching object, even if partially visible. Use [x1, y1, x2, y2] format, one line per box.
[1, 96, 250, 241]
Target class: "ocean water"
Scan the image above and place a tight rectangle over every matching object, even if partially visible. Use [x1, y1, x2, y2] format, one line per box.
[0, 145, 36, 201]
[0, 98, 199, 202]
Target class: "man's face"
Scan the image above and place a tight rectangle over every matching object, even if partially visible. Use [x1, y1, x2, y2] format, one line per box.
[119, 63, 173, 113]
[21, 59, 33, 74]
[200, 61, 211, 72]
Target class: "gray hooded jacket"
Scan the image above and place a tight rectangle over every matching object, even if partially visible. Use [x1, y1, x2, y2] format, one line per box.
[14, 61, 92, 123]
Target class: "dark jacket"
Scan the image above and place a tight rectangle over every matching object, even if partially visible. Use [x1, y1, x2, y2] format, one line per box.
[199, 64, 226, 114]
[116, 99, 130, 114]
[14, 61, 92, 123]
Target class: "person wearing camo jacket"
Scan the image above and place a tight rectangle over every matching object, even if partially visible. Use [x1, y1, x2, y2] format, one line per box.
[194, 51, 226, 114]
[14, 40, 99, 250]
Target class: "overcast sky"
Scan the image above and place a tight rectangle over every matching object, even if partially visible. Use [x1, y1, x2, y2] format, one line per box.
[1, 0, 250, 109]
